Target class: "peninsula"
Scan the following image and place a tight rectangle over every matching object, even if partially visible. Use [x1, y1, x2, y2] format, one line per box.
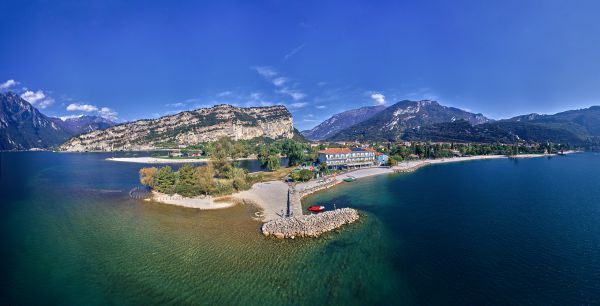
[135, 139, 577, 239]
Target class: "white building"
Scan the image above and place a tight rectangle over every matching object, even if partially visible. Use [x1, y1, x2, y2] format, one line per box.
[317, 147, 377, 169]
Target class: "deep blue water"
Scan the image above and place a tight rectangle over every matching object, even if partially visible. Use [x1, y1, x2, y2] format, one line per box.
[1, 152, 600, 305]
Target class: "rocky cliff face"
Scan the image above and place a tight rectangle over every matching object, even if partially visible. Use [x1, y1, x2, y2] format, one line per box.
[0, 92, 71, 150]
[60, 104, 294, 151]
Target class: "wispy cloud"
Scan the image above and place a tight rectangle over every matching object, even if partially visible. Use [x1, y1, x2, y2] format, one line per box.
[316, 105, 327, 109]
[0, 79, 18, 90]
[217, 91, 232, 97]
[254, 66, 307, 102]
[284, 44, 305, 61]
[255, 66, 278, 79]
[66, 103, 98, 112]
[99, 107, 118, 121]
[278, 88, 306, 101]
[288, 102, 308, 109]
[370, 93, 386, 105]
[272, 77, 288, 87]
[21, 90, 54, 109]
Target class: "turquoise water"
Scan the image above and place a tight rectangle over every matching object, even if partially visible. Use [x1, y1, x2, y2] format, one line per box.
[1, 152, 600, 304]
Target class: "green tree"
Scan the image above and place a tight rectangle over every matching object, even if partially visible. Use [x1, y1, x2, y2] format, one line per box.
[212, 137, 233, 178]
[195, 162, 215, 195]
[282, 140, 305, 166]
[230, 167, 249, 191]
[265, 155, 280, 171]
[155, 166, 177, 194]
[176, 164, 198, 197]
[388, 156, 398, 166]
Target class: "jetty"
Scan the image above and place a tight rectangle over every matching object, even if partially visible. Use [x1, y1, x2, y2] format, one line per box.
[261, 208, 359, 238]
[259, 177, 360, 239]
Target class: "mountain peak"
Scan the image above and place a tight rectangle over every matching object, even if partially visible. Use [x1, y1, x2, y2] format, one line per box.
[329, 100, 490, 141]
[301, 105, 386, 140]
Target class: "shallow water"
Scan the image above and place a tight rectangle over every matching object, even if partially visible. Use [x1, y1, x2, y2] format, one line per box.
[1, 152, 599, 305]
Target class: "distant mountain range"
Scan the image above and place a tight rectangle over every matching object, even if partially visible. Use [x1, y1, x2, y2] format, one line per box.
[3, 89, 600, 150]
[50, 115, 115, 136]
[306, 100, 600, 145]
[328, 100, 490, 141]
[0, 92, 115, 150]
[301, 105, 385, 140]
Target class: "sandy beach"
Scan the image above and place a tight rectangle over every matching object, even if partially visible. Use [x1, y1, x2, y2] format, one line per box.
[107, 156, 256, 164]
[146, 191, 237, 209]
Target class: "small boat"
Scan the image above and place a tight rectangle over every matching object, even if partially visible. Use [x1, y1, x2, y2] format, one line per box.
[343, 176, 356, 182]
[308, 205, 326, 212]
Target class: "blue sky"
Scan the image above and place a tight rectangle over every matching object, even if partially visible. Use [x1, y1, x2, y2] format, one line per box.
[1, 0, 600, 129]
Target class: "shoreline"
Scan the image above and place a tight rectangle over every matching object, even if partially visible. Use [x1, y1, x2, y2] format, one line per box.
[107, 156, 257, 164]
[146, 151, 579, 221]
[146, 191, 238, 210]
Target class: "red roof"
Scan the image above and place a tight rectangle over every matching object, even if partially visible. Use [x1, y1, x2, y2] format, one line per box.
[318, 148, 352, 154]
[318, 147, 377, 154]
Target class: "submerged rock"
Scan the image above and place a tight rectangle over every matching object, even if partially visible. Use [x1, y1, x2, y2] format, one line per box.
[262, 208, 359, 238]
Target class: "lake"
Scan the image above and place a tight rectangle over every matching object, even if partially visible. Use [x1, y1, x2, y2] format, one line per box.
[1, 152, 599, 305]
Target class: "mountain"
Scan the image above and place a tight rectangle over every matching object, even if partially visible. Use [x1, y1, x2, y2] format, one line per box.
[402, 119, 587, 144]
[60, 104, 294, 151]
[507, 106, 600, 137]
[50, 115, 115, 136]
[0, 92, 71, 150]
[329, 100, 490, 141]
[301, 105, 385, 140]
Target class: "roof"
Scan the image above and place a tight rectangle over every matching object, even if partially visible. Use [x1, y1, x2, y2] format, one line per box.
[318, 148, 352, 154]
[318, 147, 376, 154]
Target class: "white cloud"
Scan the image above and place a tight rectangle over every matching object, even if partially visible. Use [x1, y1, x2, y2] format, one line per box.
[254, 66, 307, 101]
[288, 102, 308, 108]
[21, 90, 54, 109]
[255, 66, 278, 78]
[272, 77, 288, 87]
[0, 79, 17, 90]
[370, 93, 386, 105]
[278, 88, 306, 101]
[316, 105, 326, 109]
[66, 103, 98, 112]
[284, 44, 305, 61]
[217, 91, 232, 97]
[99, 107, 118, 121]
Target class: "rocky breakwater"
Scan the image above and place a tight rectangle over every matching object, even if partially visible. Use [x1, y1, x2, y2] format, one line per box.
[262, 208, 359, 239]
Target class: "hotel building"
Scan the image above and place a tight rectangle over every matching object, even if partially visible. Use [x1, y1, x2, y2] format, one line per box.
[317, 147, 377, 169]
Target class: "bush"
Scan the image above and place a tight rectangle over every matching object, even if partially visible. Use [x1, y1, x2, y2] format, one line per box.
[292, 169, 313, 182]
[139, 167, 158, 188]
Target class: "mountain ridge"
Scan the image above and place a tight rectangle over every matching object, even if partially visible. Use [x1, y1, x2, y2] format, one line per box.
[329, 100, 490, 141]
[301, 105, 385, 140]
[59, 104, 295, 151]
